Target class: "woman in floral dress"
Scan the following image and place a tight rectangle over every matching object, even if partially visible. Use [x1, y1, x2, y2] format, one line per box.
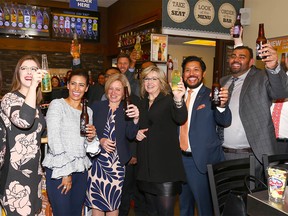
[86, 73, 139, 216]
[0, 55, 46, 216]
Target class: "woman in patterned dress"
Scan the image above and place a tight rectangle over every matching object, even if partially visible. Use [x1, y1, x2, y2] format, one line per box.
[86, 73, 139, 216]
[0, 55, 46, 215]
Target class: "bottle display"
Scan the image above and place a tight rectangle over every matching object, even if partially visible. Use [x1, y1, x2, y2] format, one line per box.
[233, 13, 241, 38]
[80, 98, 89, 137]
[171, 58, 181, 91]
[41, 54, 52, 93]
[72, 33, 80, 59]
[123, 86, 132, 119]
[256, 23, 267, 60]
[134, 35, 142, 60]
[211, 70, 221, 107]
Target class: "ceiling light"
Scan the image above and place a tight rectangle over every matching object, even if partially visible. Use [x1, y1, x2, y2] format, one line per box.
[184, 40, 216, 46]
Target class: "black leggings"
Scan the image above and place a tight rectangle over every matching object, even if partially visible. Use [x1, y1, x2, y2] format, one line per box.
[144, 192, 176, 216]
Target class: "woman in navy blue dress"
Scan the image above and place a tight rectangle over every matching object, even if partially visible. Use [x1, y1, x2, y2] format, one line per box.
[86, 73, 139, 216]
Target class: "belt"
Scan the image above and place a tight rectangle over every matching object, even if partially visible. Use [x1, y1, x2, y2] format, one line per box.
[181, 151, 192, 157]
[277, 138, 288, 143]
[222, 147, 252, 153]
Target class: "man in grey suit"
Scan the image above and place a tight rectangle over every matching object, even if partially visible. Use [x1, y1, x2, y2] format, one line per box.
[221, 44, 288, 177]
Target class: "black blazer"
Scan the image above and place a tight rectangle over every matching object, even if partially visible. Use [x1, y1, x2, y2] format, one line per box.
[137, 93, 187, 183]
[91, 100, 139, 165]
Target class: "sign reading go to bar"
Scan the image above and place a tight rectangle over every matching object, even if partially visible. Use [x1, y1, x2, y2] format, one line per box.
[70, 0, 98, 11]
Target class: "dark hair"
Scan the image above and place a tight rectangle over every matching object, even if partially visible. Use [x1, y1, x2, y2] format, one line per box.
[234, 46, 254, 59]
[116, 52, 131, 63]
[104, 67, 121, 74]
[181, 56, 206, 72]
[51, 75, 61, 87]
[68, 69, 89, 85]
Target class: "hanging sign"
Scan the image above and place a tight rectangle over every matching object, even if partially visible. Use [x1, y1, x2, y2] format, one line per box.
[70, 0, 98, 11]
[162, 0, 244, 40]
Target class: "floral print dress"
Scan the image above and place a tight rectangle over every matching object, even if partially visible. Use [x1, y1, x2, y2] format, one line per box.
[85, 108, 125, 211]
[0, 91, 46, 216]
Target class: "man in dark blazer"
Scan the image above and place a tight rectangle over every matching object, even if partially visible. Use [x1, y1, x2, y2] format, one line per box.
[221, 44, 288, 177]
[179, 56, 232, 216]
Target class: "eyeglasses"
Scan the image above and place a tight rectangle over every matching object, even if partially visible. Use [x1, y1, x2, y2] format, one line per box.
[143, 77, 159, 82]
[20, 66, 39, 73]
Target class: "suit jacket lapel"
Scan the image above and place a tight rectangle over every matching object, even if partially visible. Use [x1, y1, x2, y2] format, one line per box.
[191, 86, 206, 122]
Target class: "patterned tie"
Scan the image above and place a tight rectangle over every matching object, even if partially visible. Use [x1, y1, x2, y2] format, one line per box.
[180, 89, 193, 151]
[228, 77, 239, 104]
[272, 99, 285, 138]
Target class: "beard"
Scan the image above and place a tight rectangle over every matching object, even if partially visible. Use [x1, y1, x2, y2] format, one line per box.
[184, 76, 203, 89]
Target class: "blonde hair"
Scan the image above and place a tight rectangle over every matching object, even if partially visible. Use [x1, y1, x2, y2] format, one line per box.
[140, 65, 170, 98]
[104, 73, 131, 99]
[11, 55, 42, 104]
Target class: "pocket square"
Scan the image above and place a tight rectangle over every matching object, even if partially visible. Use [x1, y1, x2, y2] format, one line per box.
[196, 104, 206, 110]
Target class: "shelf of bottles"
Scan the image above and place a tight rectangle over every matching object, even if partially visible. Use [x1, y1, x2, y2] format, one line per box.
[0, 2, 50, 37]
[117, 26, 161, 61]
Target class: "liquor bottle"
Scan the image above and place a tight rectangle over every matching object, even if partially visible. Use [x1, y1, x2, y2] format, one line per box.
[92, 19, 98, 38]
[41, 54, 52, 93]
[87, 19, 93, 38]
[72, 33, 80, 60]
[59, 16, 64, 35]
[171, 58, 181, 91]
[31, 7, 36, 25]
[4, 4, 10, 23]
[36, 9, 43, 28]
[76, 18, 82, 36]
[64, 17, 70, 35]
[123, 86, 132, 119]
[134, 35, 142, 60]
[211, 70, 221, 107]
[10, 5, 17, 23]
[43, 9, 49, 29]
[233, 13, 241, 38]
[82, 19, 87, 37]
[24, 7, 30, 27]
[0, 6, 4, 22]
[17, 7, 24, 24]
[80, 98, 89, 137]
[256, 23, 267, 60]
[158, 43, 162, 61]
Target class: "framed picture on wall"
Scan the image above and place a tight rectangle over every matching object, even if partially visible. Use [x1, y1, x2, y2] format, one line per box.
[151, 34, 168, 62]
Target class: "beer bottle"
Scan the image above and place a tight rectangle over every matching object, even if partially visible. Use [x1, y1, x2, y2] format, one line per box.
[134, 35, 142, 60]
[211, 70, 221, 107]
[233, 13, 241, 38]
[123, 86, 132, 119]
[80, 98, 89, 137]
[41, 54, 52, 93]
[256, 23, 267, 60]
[72, 32, 80, 59]
[158, 43, 162, 61]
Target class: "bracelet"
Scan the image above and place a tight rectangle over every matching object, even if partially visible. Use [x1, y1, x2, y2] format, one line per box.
[174, 98, 184, 108]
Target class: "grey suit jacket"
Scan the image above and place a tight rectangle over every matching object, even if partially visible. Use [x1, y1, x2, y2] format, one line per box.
[220, 65, 288, 163]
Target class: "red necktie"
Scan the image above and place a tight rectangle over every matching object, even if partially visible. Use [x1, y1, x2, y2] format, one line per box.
[180, 90, 193, 151]
[272, 99, 285, 138]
